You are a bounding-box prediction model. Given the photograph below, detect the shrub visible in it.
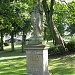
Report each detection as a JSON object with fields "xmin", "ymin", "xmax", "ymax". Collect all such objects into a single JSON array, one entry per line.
[
  {"xmin": 66, "ymin": 41, "xmax": 75, "ymax": 52},
  {"xmin": 48, "ymin": 45, "xmax": 65, "ymax": 55}
]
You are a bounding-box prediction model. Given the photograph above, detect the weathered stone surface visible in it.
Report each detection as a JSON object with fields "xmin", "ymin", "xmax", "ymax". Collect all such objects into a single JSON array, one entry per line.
[
  {"xmin": 25, "ymin": 0, "xmax": 51, "ymax": 74},
  {"xmin": 30, "ymin": 0, "xmax": 43, "ymax": 44},
  {"xmin": 25, "ymin": 45, "xmax": 50, "ymax": 75}
]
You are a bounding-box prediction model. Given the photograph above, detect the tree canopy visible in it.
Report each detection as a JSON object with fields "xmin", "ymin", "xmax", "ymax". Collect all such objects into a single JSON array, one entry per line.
[{"xmin": 0, "ymin": 0, "xmax": 75, "ymax": 51}]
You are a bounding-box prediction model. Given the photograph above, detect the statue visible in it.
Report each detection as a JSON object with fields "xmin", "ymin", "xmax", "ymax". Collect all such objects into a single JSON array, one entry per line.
[{"xmin": 30, "ymin": 0, "xmax": 43, "ymax": 40}]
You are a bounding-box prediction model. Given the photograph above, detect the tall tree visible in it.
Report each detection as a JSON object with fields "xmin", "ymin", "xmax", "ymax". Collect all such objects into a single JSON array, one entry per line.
[
  {"xmin": 42, "ymin": 0, "xmax": 65, "ymax": 47},
  {"xmin": 0, "ymin": 0, "xmax": 32, "ymax": 51},
  {"xmin": 21, "ymin": 18, "xmax": 31, "ymax": 52},
  {"xmin": 0, "ymin": 30, "xmax": 3, "ymax": 51}
]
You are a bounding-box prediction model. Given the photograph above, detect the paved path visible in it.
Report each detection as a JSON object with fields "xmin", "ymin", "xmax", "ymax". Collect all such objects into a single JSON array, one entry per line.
[{"xmin": 0, "ymin": 56, "xmax": 26, "ymax": 61}]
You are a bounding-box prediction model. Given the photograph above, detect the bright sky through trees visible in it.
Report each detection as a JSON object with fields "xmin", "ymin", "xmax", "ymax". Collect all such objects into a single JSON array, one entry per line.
[{"xmin": 56, "ymin": 0, "xmax": 72, "ymax": 3}]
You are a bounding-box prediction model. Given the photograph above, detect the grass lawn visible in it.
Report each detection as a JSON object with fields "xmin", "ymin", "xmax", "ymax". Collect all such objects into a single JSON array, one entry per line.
[
  {"xmin": 0, "ymin": 58, "xmax": 27, "ymax": 75},
  {"xmin": 0, "ymin": 53, "xmax": 75, "ymax": 75},
  {"xmin": 49, "ymin": 54, "xmax": 75, "ymax": 75},
  {"xmin": 0, "ymin": 44, "xmax": 25, "ymax": 57},
  {"xmin": 0, "ymin": 44, "xmax": 75, "ymax": 75},
  {"xmin": 0, "ymin": 45, "xmax": 27, "ymax": 75}
]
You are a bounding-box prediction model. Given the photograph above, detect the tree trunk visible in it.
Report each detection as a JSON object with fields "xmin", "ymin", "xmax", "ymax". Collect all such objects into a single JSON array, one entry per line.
[
  {"xmin": 42, "ymin": 0, "xmax": 65, "ymax": 47},
  {"xmin": 0, "ymin": 30, "xmax": 4, "ymax": 51},
  {"xmin": 22, "ymin": 30, "xmax": 26, "ymax": 52},
  {"xmin": 44, "ymin": 27, "xmax": 46, "ymax": 40},
  {"xmin": 11, "ymin": 31, "xmax": 14, "ymax": 51}
]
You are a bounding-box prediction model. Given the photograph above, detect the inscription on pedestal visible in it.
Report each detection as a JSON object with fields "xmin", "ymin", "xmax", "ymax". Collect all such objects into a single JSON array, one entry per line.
[
  {"xmin": 27, "ymin": 53, "xmax": 43, "ymax": 74},
  {"xmin": 26, "ymin": 50, "xmax": 42, "ymax": 54},
  {"xmin": 25, "ymin": 45, "xmax": 50, "ymax": 75},
  {"xmin": 28, "ymin": 55, "xmax": 39, "ymax": 61}
]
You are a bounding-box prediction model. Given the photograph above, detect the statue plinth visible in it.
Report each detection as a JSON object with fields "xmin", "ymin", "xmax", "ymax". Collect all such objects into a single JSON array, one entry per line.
[
  {"xmin": 27, "ymin": 35, "xmax": 43, "ymax": 45},
  {"xmin": 25, "ymin": 44, "xmax": 51, "ymax": 75}
]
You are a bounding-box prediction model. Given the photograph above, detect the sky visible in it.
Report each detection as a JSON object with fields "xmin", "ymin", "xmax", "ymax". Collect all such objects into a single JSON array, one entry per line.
[
  {"xmin": 56, "ymin": 0, "xmax": 73, "ymax": 3},
  {"xmin": 65, "ymin": 0, "xmax": 72, "ymax": 3}
]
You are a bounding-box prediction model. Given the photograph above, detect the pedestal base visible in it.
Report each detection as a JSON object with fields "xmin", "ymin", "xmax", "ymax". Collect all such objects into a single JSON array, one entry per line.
[{"xmin": 25, "ymin": 44, "xmax": 51, "ymax": 75}]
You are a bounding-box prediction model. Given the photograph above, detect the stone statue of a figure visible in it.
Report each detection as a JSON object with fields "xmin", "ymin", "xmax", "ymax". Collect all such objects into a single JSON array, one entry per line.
[{"xmin": 31, "ymin": 0, "xmax": 43, "ymax": 40}]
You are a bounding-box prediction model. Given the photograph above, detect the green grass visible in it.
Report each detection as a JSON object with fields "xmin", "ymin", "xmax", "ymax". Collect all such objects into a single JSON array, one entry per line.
[
  {"xmin": 46, "ymin": 41, "xmax": 54, "ymax": 47},
  {"xmin": 0, "ymin": 54, "xmax": 75, "ymax": 75},
  {"xmin": 4, "ymin": 44, "xmax": 22, "ymax": 51},
  {"xmin": 0, "ymin": 44, "xmax": 25, "ymax": 57},
  {"xmin": 0, "ymin": 44, "xmax": 26, "ymax": 75},
  {"xmin": 0, "ymin": 58, "xmax": 27, "ymax": 75},
  {"xmin": 0, "ymin": 44, "xmax": 75, "ymax": 75},
  {"xmin": 49, "ymin": 54, "xmax": 75, "ymax": 75}
]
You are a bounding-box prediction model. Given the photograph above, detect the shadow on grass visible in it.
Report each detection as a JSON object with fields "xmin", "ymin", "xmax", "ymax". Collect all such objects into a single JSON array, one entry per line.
[
  {"xmin": 50, "ymin": 68, "xmax": 75, "ymax": 75},
  {"xmin": 0, "ymin": 58, "xmax": 27, "ymax": 75},
  {"xmin": 0, "ymin": 44, "xmax": 26, "ymax": 57},
  {"xmin": 49, "ymin": 54, "xmax": 75, "ymax": 75},
  {"xmin": 0, "ymin": 71, "xmax": 27, "ymax": 75},
  {"xmin": 1, "ymin": 50, "xmax": 26, "ymax": 56},
  {"xmin": 0, "ymin": 50, "xmax": 26, "ymax": 58}
]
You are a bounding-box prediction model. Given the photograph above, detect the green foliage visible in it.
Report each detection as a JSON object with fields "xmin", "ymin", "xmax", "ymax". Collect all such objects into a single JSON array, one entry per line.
[
  {"xmin": 44, "ymin": 26, "xmax": 53, "ymax": 41},
  {"xmin": 22, "ymin": 18, "xmax": 31, "ymax": 33},
  {"xmin": 0, "ymin": 0, "xmax": 31, "ymax": 33},
  {"xmin": 53, "ymin": 1, "xmax": 75, "ymax": 36},
  {"xmin": 48, "ymin": 45, "xmax": 65, "ymax": 55},
  {"xmin": 53, "ymin": 2, "xmax": 68, "ymax": 36},
  {"xmin": 67, "ymin": 40, "xmax": 75, "ymax": 52},
  {"xmin": 67, "ymin": 23, "xmax": 75, "ymax": 35}
]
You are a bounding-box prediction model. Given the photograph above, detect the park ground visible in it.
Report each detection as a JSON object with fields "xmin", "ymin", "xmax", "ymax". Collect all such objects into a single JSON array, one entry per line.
[{"xmin": 0, "ymin": 44, "xmax": 75, "ymax": 75}]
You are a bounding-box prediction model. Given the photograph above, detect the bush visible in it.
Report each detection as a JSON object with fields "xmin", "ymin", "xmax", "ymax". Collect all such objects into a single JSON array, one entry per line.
[
  {"xmin": 48, "ymin": 45, "xmax": 65, "ymax": 55},
  {"xmin": 66, "ymin": 41, "xmax": 75, "ymax": 52}
]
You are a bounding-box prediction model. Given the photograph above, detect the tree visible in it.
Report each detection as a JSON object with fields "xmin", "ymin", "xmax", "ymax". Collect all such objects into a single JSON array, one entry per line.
[
  {"xmin": 0, "ymin": 30, "xmax": 3, "ymax": 51},
  {"xmin": 17, "ymin": 0, "xmax": 32, "ymax": 52},
  {"xmin": 44, "ymin": 24, "xmax": 52, "ymax": 41},
  {"xmin": 0, "ymin": 0, "xmax": 32, "ymax": 51},
  {"xmin": 42, "ymin": 0, "xmax": 65, "ymax": 47},
  {"xmin": 67, "ymin": 23, "xmax": 75, "ymax": 36},
  {"xmin": 21, "ymin": 18, "xmax": 31, "ymax": 52},
  {"xmin": 66, "ymin": 1, "xmax": 75, "ymax": 36},
  {"xmin": 0, "ymin": 0, "xmax": 11, "ymax": 51},
  {"xmin": 53, "ymin": 2, "xmax": 68, "ymax": 36},
  {"xmin": 0, "ymin": 0, "xmax": 22, "ymax": 51}
]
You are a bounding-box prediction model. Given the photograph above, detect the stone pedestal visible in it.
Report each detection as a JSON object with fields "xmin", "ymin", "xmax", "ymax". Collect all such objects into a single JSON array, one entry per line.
[{"xmin": 25, "ymin": 44, "xmax": 50, "ymax": 75}]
